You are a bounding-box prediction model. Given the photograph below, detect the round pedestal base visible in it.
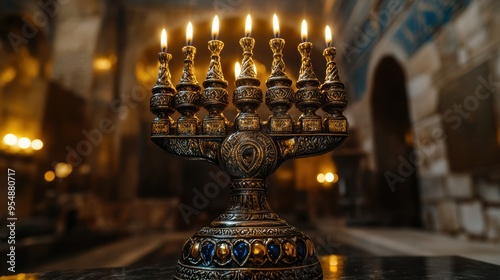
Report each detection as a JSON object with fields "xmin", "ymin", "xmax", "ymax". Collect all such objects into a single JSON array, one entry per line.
[
  {"xmin": 173, "ymin": 224, "xmax": 323, "ymax": 280},
  {"xmin": 174, "ymin": 258, "xmax": 322, "ymax": 279},
  {"xmin": 173, "ymin": 178, "xmax": 325, "ymax": 279}
]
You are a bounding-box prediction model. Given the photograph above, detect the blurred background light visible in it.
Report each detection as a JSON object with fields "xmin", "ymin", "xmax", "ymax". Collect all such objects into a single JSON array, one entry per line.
[
  {"xmin": 31, "ymin": 139, "xmax": 44, "ymax": 150},
  {"xmin": 0, "ymin": 66, "xmax": 16, "ymax": 85},
  {"xmin": 44, "ymin": 170, "xmax": 56, "ymax": 182},
  {"xmin": 17, "ymin": 137, "xmax": 31, "ymax": 149},
  {"xmin": 93, "ymin": 56, "xmax": 115, "ymax": 71},
  {"xmin": 3, "ymin": 133, "xmax": 17, "ymax": 146},
  {"xmin": 55, "ymin": 162, "xmax": 73, "ymax": 179},
  {"xmin": 317, "ymin": 173, "xmax": 325, "ymax": 183}
]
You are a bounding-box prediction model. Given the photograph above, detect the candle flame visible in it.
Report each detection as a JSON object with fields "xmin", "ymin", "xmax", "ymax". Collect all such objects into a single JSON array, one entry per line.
[
  {"xmin": 186, "ymin": 22, "xmax": 193, "ymax": 45},
  {"xmin": 212, "ymin": 15, "xmax": 219, "ymax": 40},
  {"xmin": 245, "ymin": 14, "xmax": 252, "ymax": 37},
  {"xmin": 301, "ymin": 20, "xmax": 307, "ymax": 42},
  {"xmin": 235, "ymin": 62, "xmax": 241, "ymax": 79},
  {"xmin": 161, "ymin": 28, "xmax": 167, "ymax": 51},
  {"xmin": 325, "ymin": 25, "xmax": 332, "ymax": 47},
  {"xmin": 273, "ymin": 14, "xmax": 279, "ymax": 38}
]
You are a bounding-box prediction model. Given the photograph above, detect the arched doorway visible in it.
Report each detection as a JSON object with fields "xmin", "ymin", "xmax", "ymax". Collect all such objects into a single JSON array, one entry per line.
[{"xmin": 370, "ymin": 56, "xmax": 421, "ymax": 227}]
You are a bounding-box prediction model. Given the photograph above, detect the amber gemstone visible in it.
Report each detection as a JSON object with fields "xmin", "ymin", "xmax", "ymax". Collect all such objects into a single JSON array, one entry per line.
[
  {"xmin": 216, "ymin": 242, "xmax": 230, "ymax": 263},
  {"xmin": 191, "ymin": 242, "xmax": 200, "ymax": 259},
  {"xmin": 251, "ymin": 242, "xmax": 266, "ymax": 264}
]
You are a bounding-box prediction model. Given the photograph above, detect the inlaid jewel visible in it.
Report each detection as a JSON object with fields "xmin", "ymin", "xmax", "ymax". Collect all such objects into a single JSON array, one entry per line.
[
  {"xmin": 191, "ymin": 242, "xmax": 200, "ymax": 259},
  {"xmin": 267, "ymin": 241, "xmax": 281, "ymax": 263},
  {"xmin": 216, "ymin": 242, "xmax": 231, "ymax": 264},
  {"xmin": 251, "ymin": 242, "xmax": 267, "ymax": 264},
  {"xmin": 233, "ymin": 240, "xmax": 250, "ymax": 265},
  {"xmin": 306, "ymin": 238, "xmax": 315, "ymax": 257},
  {"xmin": 297, "ymin": 238, "xmax": 306, "ymax": 259},
  {"xmin": 201, "ymin": 241, "xmax": 215, "ymax": 265},
  {"xmin": 284, "ymin": 241, "xmax": 297, "ymax": 258}
]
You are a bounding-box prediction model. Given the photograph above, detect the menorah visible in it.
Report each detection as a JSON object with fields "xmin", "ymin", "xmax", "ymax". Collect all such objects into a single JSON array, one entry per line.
[{"xmin": 150, "ymin": 15, "xmax": 348, "ymax": 279}]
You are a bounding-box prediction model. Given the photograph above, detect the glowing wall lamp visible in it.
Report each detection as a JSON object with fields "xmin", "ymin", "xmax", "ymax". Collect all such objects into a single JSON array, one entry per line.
[{"xmin": 2, "ymin": 133, "xmax": 44, "ymax": 154}]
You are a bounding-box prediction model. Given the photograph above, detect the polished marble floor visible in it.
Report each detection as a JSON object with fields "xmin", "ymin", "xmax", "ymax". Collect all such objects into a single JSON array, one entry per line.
[{"xmin": 4, "ymin": 256, "xmax": 500, "ymax": 279}]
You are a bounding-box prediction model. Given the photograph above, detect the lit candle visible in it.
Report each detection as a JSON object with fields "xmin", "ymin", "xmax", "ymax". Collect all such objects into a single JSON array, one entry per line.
[
  {"xmin": 273, "ymin": 13, "xmax": 279, "ymax": 38},
  {"xmin": 205, "ymin": 15, "xmax": 226, "ymax": 82},
  {"xmin": 269, "ymin": 14, "xmax": 287, "ymax": 78},
  {"xmin": 301, "ymin": 20, "xmax": 307, "ymax": 42},
  {"xmin": 186, "ymin": 22, "xmax": 193, "ymax": 46},
  {"xmin": 212, "ymin": 15, "xmax": 219, "ymax": 40},
  {"xmin": 323, "ymin": 25, "xmax": 340, "ymax": 83},
  {"xmin": 235, "ymin": 62, "xmax": 241, "ymax": 79},
  {"xmin": 161, "ymin": 28, "xmax": 167, "ymax": 52},
  {"xmin": 325, "ymin": 25, "xmax": 332, "ymax": 47},
  {"xmin": 245, "ymin": 14, "xmax": 252, "ymax": 37}
]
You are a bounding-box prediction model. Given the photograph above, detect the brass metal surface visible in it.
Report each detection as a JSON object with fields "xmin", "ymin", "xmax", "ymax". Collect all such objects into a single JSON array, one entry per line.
[{"xmin": 150, "ymin": 41, "xmax": 348, "ymax": 279}]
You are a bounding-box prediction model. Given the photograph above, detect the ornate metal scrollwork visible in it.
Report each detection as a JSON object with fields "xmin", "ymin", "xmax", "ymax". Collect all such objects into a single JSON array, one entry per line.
[{"xmin": 150, "ymin": 35, "xmax": 348, "ymax": 280}]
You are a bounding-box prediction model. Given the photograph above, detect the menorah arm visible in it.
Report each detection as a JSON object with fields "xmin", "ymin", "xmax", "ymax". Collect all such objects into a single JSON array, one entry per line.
[
  {"xmin": 151, "ymin": 135, "xmax": 223, "ymax": 164},
  {"xmin": 273, "ymin": 133, "xmax": 347, "ymax": 163}
]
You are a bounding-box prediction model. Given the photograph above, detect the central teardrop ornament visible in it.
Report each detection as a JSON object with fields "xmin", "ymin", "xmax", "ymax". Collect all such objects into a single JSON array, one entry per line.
[
  {"xmin": 237, "ymin": 143, "xmax": 260, "ymax": 174},
  {"xmin": 220, "ymin": 131, "xmax": 278, "ymax": 178}
]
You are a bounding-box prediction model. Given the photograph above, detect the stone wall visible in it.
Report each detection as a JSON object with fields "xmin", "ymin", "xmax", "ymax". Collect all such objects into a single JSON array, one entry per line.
[
  {"xmin": 343, "ymin": 0, "xmax": 500, "ymax": 241},
  {"xmin": 410, "ymin": 0, "xmax": 500, "ymax": 242}
]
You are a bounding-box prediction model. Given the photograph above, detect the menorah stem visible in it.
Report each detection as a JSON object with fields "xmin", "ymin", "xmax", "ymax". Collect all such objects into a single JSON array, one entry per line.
[
  {"xmin": 321, "ymin": 47, "xmax": 348, "ymax": 133},
  {"xmin": 202, "ymin": 40, "xmax": 229, "ymax": 135},
  {"xmin": 296, "ymin": 42, "xmax": 322, "ymax": 133},
  {"xmin": 210, "ymin": 179, "xmax": 281, "ymax": 227},
  {"xmin": 266, "ymin": 38, "xmax": 294, "ymax": 134},
  {"xmin": 234, "ymin": 37, "xmax": 262, "ymax": 131},
  {"xmin": 151, "ymin": 51, "xmax": 176, "ymax": 135},
  {"xmin": 176, "ymin": 45, "xmax": 201, "ymax": 135}
]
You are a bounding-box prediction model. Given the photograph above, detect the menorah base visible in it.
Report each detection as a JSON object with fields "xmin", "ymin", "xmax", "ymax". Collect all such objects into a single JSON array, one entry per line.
[
  {"xmin": 173, "ymin": 179, "xmax": 323, "ymax": 280},
  {"xmin": 174, "ymin": 259, "xmax": 322, "ymax": 279},
  {"xmin": 173, "ymin": 223, "xmax": 323, "ymax": 280}
]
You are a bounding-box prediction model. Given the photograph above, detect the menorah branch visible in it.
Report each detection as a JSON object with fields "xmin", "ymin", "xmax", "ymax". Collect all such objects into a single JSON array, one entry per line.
[
  {"xmin": 274, "ymin": 134, "xmax": 346, "ymax": 164},
  {"xmin": 151, "ymin": 136, "xmax": 222, "ymax": 164}
]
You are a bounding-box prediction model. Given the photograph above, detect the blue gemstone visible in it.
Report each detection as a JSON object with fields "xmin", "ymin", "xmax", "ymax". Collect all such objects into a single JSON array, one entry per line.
[
  {"xmin": 233, "ymin": 241, "xmax": 250, "ymax": 265},
  {"xmin": 182, "ymin": 241, "xmax": 191, "ymax": 258},
  {"xmin": 267, "ymin": 242, "xmax": 281, "ymax": 261},
  {"xmin": 297, "ymin": 239, "xmax": 306, "ymax": 259},
  {"xmin": 201, "ymin": 242, "xmax": 215, "ymax": 265}
]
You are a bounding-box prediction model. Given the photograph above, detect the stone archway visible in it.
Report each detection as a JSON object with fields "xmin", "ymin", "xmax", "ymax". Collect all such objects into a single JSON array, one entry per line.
[{"xmin": 370, "ymin": 56, "xmax": 421, "ymax": 227}]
